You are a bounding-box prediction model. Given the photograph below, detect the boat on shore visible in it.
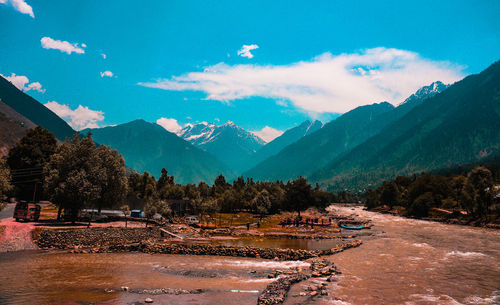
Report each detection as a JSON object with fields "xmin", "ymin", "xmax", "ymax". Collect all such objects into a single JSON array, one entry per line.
[{"xmin": 340, "ymin": 224, "xmax": 364, "ymax": 230}]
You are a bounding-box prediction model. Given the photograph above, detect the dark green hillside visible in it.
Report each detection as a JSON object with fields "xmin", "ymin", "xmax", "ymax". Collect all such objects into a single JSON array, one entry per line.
[
  {"xmin": 0, "ymin": 75, "xmax": 75, "ymax": 141},
  {"xmin": 314, "ymin": 60, "xmax": 500, "ymax": 191},
  {"xmin": 82, "ymin": 119, "xmax": 233, "ymax": 184},
  {"xmin": 244, "ymin": 102, "xmax": 395, "ymax": 182},
  {"xmin": 246, "ymin": 120, "xmax": 323, "ymax": 170}
]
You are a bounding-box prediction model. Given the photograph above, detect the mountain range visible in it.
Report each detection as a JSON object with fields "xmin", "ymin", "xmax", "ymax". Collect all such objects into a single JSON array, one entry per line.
[
  {"xmin": 312, "ymin": 62, "xmax": 500, "ymax": 191},
  {"xmin": 82, "ymin": 120, "xmax": 232, "ymax": 184},
  {"xmin": 244, "ymin": 80, "xmax": 453, "ymax": 183},
  {"xmin": 1, "ymin": 60, "xmax": 499, "ymax": 189},
  {"xmin": 177, "ymin": 121, "xmax": 265, "ymax": 172}
]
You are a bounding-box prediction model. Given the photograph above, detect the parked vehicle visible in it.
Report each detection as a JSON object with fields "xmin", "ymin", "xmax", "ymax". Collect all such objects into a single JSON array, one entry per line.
[
  {"xmin": 14, "ymin": 201, "xmax": 41, "ymax": 222},
  {"xmin": 130, "ymin": 210, "xmax": 143, "ymax": 218},
  {"xmin": 185, "ymin": 215, "xmax": 200, "ymax": 225}
]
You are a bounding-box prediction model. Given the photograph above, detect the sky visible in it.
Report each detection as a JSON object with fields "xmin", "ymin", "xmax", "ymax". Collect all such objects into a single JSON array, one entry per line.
[{"xmin": 1, "ymin": 0, "xmax": 499, "ymax": 142}]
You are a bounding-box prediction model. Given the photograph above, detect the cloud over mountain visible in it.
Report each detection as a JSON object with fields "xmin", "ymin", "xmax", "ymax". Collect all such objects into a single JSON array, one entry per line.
[
  {"xmin": 156, "ymin": 117, "xmax": 183, "ymax": 134},
  {"xmin": 252, "ymin": 126, "xmax": 283, "ymax": 143},
  {"xmin": 44, "ymin": 101, "xmax": 104, "ymax": 130},
  {"xmin": 139, "ymin": 47, "xmax": 464, "ymax": 113},
  {"xmin": 0, "ymin": 73, "xmax": 45, "ymax": 93}
]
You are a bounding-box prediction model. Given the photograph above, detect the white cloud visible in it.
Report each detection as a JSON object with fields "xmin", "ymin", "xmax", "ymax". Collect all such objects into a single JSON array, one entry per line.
[
  {"xmin": 101, "ymin": 53, "xmax": 107, "ymax": 59},
  {"xmin": 0, "ymin": 0, "xmax": 34, "ymax": 18},
  {"xmin": 100, "ymin": 70, "xmax": 114, "ymax": 78},
  {"xmin": 139, "ymin": 47, "xmax": 464, "ymax": 114},
  {"xmin": 237, "ymin": 44, "xmax": 259, "ymax": 59},
  {"xmin": 252, "ymin": 126, "xmax": 283, "ymax": 143},
  {"xmin": 1, "ymin": 73, "xmax": 45, "ymax": 93},
  {"xmin": 156, "ymin": 117, "xmax": 183, "ymax": 134},
  {"xmin": 41, "ymin": 37, "xmax": 85, "ymax": 54},
  {"xmin": 25, "ymin": 81, "xmax": 45, "ymax": 93},
  {"xmin": 44, "ymin": 101, "xmax": 104, "ymax": 130}
]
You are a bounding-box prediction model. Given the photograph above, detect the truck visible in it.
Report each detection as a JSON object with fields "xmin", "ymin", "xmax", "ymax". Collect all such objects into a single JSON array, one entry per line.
[{"xmin": 14, "ymin": 201, "xmax": 41, "ymax": 222}]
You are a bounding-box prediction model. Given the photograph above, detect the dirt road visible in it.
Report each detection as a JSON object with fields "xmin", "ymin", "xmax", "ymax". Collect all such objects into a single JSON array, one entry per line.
[{"xmin": 0, "ymin": 204, "xmax": 37, "ymax": 252}]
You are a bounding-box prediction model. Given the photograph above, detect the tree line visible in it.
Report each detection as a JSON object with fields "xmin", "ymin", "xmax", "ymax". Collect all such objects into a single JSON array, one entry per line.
[
  {"xmin": 0, "ymin": 127, "xmax": 347, "ymax": 221},
  {"xmin": 364, "ymin": 167, "xmax": 500, "ymax": 219}
]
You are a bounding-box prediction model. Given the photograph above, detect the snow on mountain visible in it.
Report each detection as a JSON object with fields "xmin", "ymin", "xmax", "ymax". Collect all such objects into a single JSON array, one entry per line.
[
  {"xmin": 178, "ymin": 121, "xmax": 265, "ymax": 147},
  {"xmin": 178, "ymin": 121, "xmax": 265, "ymax": 172},
  {"xmin": 399, "ymin": 81, "xmax": 450, "ymax": 106}
]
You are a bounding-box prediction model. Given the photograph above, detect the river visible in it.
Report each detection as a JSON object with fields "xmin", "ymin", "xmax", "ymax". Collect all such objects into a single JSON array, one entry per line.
[
  {"xmin": 0, "ymin": 205, "xmax": 498, "ymax": 304},
  {"xmin": 322, "ymin": 205, "xmax": 500, "ymax": 305}
]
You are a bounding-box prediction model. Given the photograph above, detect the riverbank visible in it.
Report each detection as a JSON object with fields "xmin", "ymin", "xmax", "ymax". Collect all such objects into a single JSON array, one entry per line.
[
  {"xmin": 370, "ymin": 205, "xmax": 500, "ymax": 229},
  {"xmin": 35, "ymin": 227, "xmax": 362, "ymax": 260}
]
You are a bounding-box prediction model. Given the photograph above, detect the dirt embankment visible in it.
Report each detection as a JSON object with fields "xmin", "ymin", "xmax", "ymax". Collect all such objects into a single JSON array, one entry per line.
[
  {"xmin": 35, "ymin": 227, "xmax": 362, "ymax": 261},
  {"xmin": 36, "ymin": 227, "xmax": 162, "ymax": 249}
]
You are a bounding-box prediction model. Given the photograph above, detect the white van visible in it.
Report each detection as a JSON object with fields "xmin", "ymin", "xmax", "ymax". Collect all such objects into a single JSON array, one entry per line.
[{"xmin": 185, "ymin": 215, "xmax": 200, "ymax": 225}]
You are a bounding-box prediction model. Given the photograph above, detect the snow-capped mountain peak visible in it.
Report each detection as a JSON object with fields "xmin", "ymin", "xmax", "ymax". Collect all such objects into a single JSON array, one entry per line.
[
  {"xmin": 399, "ymin": 81, "xmax": 450, "ymax": 106},
  {"xmin": 177, "ymin": 121, "xmax": 266, "ymax": 171}
]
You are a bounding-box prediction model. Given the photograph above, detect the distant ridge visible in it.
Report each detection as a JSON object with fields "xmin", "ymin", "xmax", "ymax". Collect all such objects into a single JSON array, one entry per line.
[
  {"xmin": 244, "ymin": 102, "xmax": 395, "ymax": 182},
  {"xmin": 0, "ymin": 75, "xmax": 75, "ymax": 142},
  {"xmin": 247, "ymin": 120, "xmax": 323, "ymax": 170},
  {"xmin": 245, "ymin": 79, "xmax": 453, "ymax": 183}
]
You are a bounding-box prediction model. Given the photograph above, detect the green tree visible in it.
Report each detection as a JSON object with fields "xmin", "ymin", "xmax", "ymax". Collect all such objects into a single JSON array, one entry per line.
[
  {"xmin": 159, "ymin": 184, "xmax": 184, "ymax": 200},
  {"xmin": 213, "ymin": 174, "xmax": 228, "ymax": 195},
  {"xmin": 201, "ymin": 198, "xmax": 220, "ymax": 226},
  {"xmin": 197, "ymin": 181, "xmax": 211, "ymax": 198},
  {"xmin": 128, "ymin": 171, "xmax": 156, "ymax": 199},
  {"xmin": 0, "ymin": 159, "xmax": 12, "ymax": 201},
  {"xmin": 144, "ymin": 197, "xmax": 157, "ymax": 227},
  {"xmin": 464, "ymin": 167, "xmax": 494, "ymax": 217},
  {"xmin": 156, "ymin": 200, "xmax": 172, "ymax": 219},
  {"xmin": 7, "ymin": 127, "xmax": 58, "ymax": 200},
  {"xmin": 7, "ymin": 126, "xmax": 57, "ymax": 169},
  {"xmin": 44, "ymin": 135, "xmax": 101, "ymax": 223},
  {"xmin": 157, "ymin": 168, "xmax": 174, "ymax": 190},
  {"xmin": 408, "ymin": 192, "xmax": 433, "ymax": 217},
  {"xmin": 380, "ymin": 181, "xmax": 400, "ymax": 209},
  {"xmin": 450, "ymin": 175, "xmax": 467, "ymax": 206},
  {"xmin": 120, "ymin": 204, "xmax": 130, "ymax": 228},
  {"xmin": 252, "ymin": 189, "xmax": 271, "ymax": 219},
  {"xmin": 364, "ymin": 189, "xmax": 380, "ymax": 209},
  {"xmin": 285, "ymin": 177, "xmax": 313, "ymax": 217},
  {"xmin": 94, "ymin": 145, "xmax": 128, "ymax": 213}
]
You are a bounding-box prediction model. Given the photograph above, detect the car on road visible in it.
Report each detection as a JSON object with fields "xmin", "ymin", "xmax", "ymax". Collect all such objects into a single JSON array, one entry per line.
[{"xmin": 14, "ymin": 201, "xmax": 41, "ymax": 222}]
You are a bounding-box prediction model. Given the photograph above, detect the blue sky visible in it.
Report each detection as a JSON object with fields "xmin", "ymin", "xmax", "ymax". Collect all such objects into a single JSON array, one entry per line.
[{"xmin": 1, "ymin": 0, "xmax": 499, "ymax": 141}]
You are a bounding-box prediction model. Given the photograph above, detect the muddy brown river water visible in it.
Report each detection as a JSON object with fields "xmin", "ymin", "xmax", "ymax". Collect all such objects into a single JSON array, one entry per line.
[{"xmin": 0, "ymin": 205, "xmax": 499, "ymax": 304}]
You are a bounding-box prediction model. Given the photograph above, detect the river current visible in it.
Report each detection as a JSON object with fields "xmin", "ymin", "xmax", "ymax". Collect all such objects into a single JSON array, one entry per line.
[{"xmin": 0, "ymin": 205, "xmax": 498, "ymax": 304}]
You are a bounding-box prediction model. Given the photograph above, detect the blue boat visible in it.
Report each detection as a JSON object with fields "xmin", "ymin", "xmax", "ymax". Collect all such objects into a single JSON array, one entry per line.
[{"xmin": 340, "ymin": 224, "xmax": 364, "ymax": 230}]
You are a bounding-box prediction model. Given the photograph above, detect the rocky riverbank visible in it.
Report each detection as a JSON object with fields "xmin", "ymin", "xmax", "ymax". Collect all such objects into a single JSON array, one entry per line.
[
  {"xmin": 257, "ymin": 258, "xmax": 340, "ymax": 305},
  {"xmin": 36, "ymin": 227, "xmax": 162, "ymax": 249},
  {"xmin": 98, "ymin": 240, "xmax": 362, "ymax": 261},
  {"xmin": 35, "ymin": 227, "xmax": 362, "ymax": 260},
  {"xmin": 208, "ymin": 228, "xmax": 341, "ymax": 239}
]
